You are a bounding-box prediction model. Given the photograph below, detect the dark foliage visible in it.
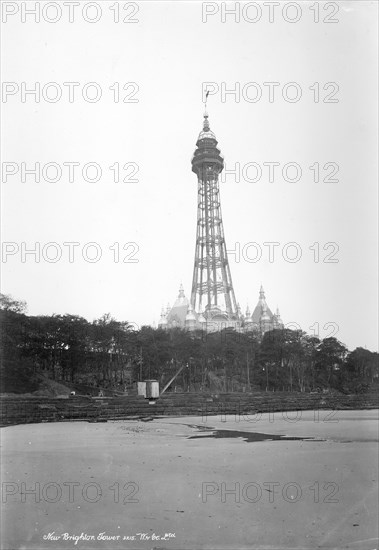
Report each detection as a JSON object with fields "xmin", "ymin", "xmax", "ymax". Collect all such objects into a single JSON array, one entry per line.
[{"xmin": 1, "ymin": 294, "xmax": 378, "ymax": 393}]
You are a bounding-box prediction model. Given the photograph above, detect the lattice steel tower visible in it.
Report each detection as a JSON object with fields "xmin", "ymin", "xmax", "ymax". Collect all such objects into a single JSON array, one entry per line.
[{"xmin": 190, "ymin": 111, "xmax": 239, "ymax": 327}]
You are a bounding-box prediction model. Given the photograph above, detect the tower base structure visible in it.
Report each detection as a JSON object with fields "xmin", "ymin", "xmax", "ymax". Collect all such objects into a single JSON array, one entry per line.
[{"xmin": 159, "ymin": 284, "xmax": 283, "ymax": 336}]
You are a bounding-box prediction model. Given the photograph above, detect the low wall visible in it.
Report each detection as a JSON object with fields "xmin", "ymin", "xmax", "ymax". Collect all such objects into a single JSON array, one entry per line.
[{"xmin": 0, "ymin": 391, "xmax": 378, "ymax": 427}]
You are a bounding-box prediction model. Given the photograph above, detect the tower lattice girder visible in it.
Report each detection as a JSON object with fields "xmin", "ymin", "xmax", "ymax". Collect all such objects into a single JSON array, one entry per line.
[{"xmin": 190, "ymin": 113, "xmax": 238, "ymax": 321}]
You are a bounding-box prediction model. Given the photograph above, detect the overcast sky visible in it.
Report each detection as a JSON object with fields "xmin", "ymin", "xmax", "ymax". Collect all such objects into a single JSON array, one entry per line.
[{"xmin": 1, "ymin": 1, "xmax": 378, "ymax": 351}]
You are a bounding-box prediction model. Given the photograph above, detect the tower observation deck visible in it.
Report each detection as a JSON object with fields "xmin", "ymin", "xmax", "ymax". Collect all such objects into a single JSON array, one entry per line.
[{"xmin": 190, "ymin": 112, "xmax": 239, "ymax": 329}]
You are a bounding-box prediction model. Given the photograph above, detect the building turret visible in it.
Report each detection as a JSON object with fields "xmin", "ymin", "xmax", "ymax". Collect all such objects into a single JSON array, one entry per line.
[
  {"xmin": 158, "ymin": 307, "xmax": 168, "ymax": 329},
  {"xmin": 198, "ymin": 310, "xmax": 206, "ymax": 325},
  {"xmin": 237, "ymin": 303, "xmax": 242, "ymax": 318},
  {"xmin": 185, "ymin": 303, "xmax": 197, "ymax": 330},
  {"xmin": 273, "ymin": 307, "xmax": 283, "ymax": 328},
  {"xmin": 245, "ymin": 305, "xmax": 251, "ymax": 322},
  {"xmin": 177, "ymin": 283, "xmax": 186, "ymax": 302},
  {"xmin": 260, "ymin": 302, "xmax": 272, "ymax": 334},
  {"xmin": 276, "ymin": 307, "xmax": 282, "ymax": 323},
  {"xmin": 259, "ymin": 285, "xmax": 265, "ymax": 299}
]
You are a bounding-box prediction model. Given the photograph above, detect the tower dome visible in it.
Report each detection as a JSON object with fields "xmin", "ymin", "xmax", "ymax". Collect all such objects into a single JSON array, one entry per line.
[{"xmin": 197, "ymin": 112, "xmax": 217, "ymax": 141}]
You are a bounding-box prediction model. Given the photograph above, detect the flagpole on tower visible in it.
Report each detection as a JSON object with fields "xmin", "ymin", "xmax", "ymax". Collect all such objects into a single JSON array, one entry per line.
[{"xmin": 204, "ymin": 89, "xmax": 210, "ymax": 112}]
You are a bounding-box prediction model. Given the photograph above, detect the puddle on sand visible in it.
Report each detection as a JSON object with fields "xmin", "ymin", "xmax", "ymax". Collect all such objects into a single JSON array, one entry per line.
[{"xmin": 188, "ymin": 427, "xmax": 322, "ymax": 443}]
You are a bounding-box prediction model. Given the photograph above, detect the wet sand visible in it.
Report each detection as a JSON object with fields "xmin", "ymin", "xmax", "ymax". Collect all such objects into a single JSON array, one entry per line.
[{"xmin": 1, "ymin": 409, "xmax": 378, "ymax": 549}]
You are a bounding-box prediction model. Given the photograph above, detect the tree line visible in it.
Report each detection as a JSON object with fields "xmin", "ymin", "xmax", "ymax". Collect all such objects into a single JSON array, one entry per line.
[{"xmin": 0, "ymin": 294, "xmax": 378, "ymax": 394}]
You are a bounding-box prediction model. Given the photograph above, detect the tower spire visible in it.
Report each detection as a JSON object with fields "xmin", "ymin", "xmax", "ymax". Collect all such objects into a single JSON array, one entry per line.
[
  {"xmin": 203, "ymin": 111, "xmax": 210, "ymax": 132},
  {"xmin": 203, "ymin": 89, "xmax": 211, "ymax": 131}
]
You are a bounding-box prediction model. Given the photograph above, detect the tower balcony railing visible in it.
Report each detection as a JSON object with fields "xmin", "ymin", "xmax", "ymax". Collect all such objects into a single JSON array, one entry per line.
[
  {"xmin": 192, "ymin": 152, "xmax": 224, "ymax": 169},
  {"xmin": 191, "ymin": 147, "xmax": 222, "ymax": 158},
  {"xmin": 192, "ymin": 162, "xmax": 224, "ymax": 173},
  {"xmin": 192, "ymin": 151, "xmax": 223, "ymax": 161}
]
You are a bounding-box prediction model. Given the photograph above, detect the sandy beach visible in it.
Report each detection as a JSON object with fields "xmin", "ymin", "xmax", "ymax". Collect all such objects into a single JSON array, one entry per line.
[{"xmin": 1, "ymin": 409, "xmax": 378, "ymax": 549}]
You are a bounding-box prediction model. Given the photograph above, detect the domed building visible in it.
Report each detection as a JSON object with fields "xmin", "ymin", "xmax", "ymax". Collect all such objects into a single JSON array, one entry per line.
[{"xmin": 159, "ymin": 284, "xmax": 189, "ymax": 329}]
